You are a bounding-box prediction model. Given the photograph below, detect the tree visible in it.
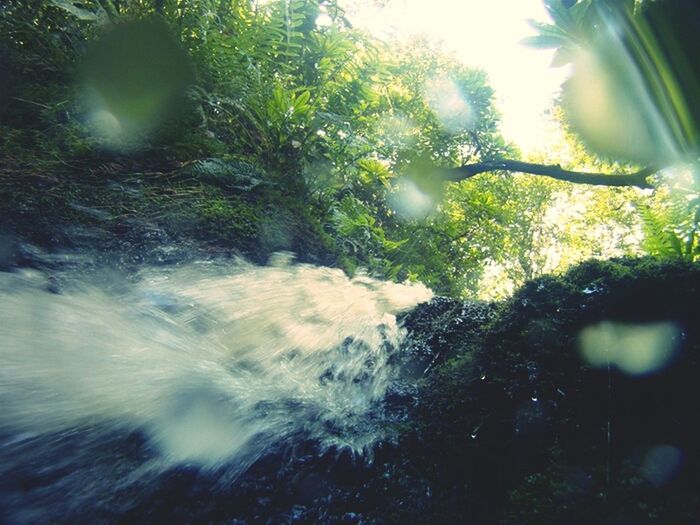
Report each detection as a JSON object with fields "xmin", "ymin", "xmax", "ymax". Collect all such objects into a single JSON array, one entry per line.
[
  {"xmin": 444, "ymin": 0, "xmax": 700, "ymax": 191},
  {"xmin": 3, "ymin": 0, "xmax": 690, "ymax": 297},
  {"xmin": 444, "ymin": 160, "xmax": 657, "ymax": 189}
]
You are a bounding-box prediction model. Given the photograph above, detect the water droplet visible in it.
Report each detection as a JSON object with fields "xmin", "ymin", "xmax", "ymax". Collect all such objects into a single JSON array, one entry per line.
[
  {"xmin": 470, "ymin": 431, "xmax": 478, "ymax": 439},
  {"xmin": 480, "ymin": 373, "xmax": 486, "ymax": 380},
  {"xmin": 557, "ymin": 388, "xmax": 566, "ymax": 397},
  {"xmin": 531, "ymin": 395, "xmax": 539, "ymax": 402},
  {"xmin": 582, "ymin": 284, "xmax": 603, "ymax": 295},
  {"xmin": 641, "ymin": 445, "xmax": 684, "ymax": 486}
]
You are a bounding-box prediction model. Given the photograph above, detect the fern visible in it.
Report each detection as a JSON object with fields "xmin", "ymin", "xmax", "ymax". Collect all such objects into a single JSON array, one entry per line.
[
  {"xmin": 638, "ymin": 193, "xmax": 700, "ymax": 261},
  {"xmin": 179, "ymin": 158, "xmax": 267, "ymax": 191}
]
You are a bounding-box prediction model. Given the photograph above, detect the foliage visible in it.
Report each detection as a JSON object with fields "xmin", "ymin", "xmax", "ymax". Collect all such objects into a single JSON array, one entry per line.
[
  {"xmin": 0, "ymin": 0, "xmax": 512, "ymax": 293},
  {"xmin": 637, "ymin": 183, "xmax": 700, "ymax": 261},
  {"xmin": 1, "ymin": 0, "xmax": 694, "ymax": 297},
  {"xmin": 524, "ymin": 0, "xmax": 700, "ymax": 274},
  {"xmin": 526, "ymin": 0, "xmax": 700, "ymax": 165}
]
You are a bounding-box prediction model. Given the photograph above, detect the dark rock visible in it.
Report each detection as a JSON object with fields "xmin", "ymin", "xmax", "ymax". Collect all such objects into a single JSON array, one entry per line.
[
  {"xmin": 2, "ymin": 257, "xmax": 699, "ymax": 525},
  {"xmin": 380, "ymin": 257, "xmax": 700, "ymax": 525}
]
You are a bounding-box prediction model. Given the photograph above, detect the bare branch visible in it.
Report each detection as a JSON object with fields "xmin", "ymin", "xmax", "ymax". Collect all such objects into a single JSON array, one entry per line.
[{"xmin": 442, "ymin": 160, "xmax": 659, "ymax": 189}]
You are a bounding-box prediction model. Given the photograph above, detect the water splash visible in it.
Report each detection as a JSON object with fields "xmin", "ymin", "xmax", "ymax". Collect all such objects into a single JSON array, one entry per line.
[{"xmin": 0, "ymin": 255, "xmax": 432, "ymax": 469}]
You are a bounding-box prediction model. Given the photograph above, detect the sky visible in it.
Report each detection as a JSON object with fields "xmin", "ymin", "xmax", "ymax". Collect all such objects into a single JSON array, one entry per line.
[{"xmin": 345, "ymin": 0, "xmax": 572, "ymax": 153}]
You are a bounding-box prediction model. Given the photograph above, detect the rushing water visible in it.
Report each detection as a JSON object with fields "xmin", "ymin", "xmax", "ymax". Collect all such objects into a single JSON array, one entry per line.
[{"xmin": 0, "ymin": 253, "xmax": 432, "ymax": 478}]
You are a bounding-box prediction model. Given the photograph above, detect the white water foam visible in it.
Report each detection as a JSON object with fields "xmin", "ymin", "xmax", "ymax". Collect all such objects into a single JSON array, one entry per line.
[{"xmin": 0, "ymin": 255, "xmax": 432, "ymax": 467}]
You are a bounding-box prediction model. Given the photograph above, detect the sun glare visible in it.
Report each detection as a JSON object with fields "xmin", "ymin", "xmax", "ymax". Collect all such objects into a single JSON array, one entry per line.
[{"xmin": 346, "ymin": 0, "xmax": 571, "ymax": 153}]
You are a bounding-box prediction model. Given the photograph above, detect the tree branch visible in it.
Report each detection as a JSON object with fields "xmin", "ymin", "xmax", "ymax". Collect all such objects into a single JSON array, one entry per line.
[{"xmin": 442, "ymin": 160, "xmax": 658, "ymax": 189}]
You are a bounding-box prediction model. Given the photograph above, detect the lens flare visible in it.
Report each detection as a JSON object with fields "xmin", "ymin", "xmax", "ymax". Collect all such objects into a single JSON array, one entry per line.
[
  {"xmin": 80, "ymin": 19, "xmax": 192, "ymax": 151},
  {"xmin": 87, "ymin": 107, "xmax": 122, "ymax": 144},
  {"xmin": 641, "ymin": 445, "xmax": 684, "ymax": 486},
  {"xmin": 389, "ymin": 178, "xmax": 434, "ymax": 220},
  {"xmin": 578, "ymin": 321, "xmax": 681, "ymax": 376},
  {"xmin": 563, "ymin": 7, "xmax": 681, "ymax": 164},
  {"xmin": 425, "ymin": 77, "xmax": 473, "ymax": 133}
]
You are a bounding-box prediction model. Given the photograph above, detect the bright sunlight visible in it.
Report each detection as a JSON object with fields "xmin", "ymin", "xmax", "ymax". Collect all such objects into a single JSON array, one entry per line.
[
  {"xmin": 346, "ymin": 0, "xmax": 571, "ymax": 153},
  {"xmin": 1, "ymin": 1, "xmax": 699, "ymax": 523}
]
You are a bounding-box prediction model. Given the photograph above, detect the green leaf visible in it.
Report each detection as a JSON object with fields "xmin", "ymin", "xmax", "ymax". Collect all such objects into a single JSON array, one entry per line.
[
  {"xmin": 569, "ymin": 0, "xmax": 592, "ymax": 23},
  {"xmin": 526, "ymin": 19, "xmax": 569, "ymax": 38},
  {"xmin": 294, "ymin": 90, "xmax": 311, "ymax": 107},
  {"xmin": 50, "ymin": 0, "xmax": 100, "ymax": 21},
  {"xmin": 668, "ymin": 232, "xmax": 683, "ymax": 256},
  {"xmin": 543, "ymin": 0, "xmax": 576, "ymax": 31},
  {"xmin": 521, "ymin": 35, "xmax": 568, "ymax": 50}
]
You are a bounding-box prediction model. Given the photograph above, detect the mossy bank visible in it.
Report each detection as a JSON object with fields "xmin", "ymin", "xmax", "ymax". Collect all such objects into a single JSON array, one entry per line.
[{"xmin": 385, "ymin": 257, "xmax": 700, "ymax": 524}]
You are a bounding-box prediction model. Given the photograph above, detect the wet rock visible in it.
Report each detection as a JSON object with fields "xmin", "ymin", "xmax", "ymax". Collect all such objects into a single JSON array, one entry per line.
[
  {"xmin": 383, "ymin": 257, "xmax": 700, "ymax": 525},
  {"xmin": 2, "ymin": 257, "xmax": 699, "ymax": 525}
]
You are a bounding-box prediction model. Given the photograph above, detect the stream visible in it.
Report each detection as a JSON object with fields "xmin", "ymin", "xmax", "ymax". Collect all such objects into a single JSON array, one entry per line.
[{"xmin": 0, "ymin": 251, "xmax": 432, "ymax": 524}]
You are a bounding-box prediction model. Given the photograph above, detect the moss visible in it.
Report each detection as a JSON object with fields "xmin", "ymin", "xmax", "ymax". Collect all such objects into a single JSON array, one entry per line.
[
  {"xmin": 382, "ymin": 257, "xmax": 700, "ymax": 524},
  {"xmin": 183, "ymin": 194, "xmax": 260, "ymax": 247},
  {"xmin": 0, "ymin": 161, "xmax": 339, "ymax": 265}
]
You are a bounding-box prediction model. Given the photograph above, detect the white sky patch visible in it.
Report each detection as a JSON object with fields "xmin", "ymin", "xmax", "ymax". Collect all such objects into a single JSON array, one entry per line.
[{"xmin": 346, "ymin": 0, "xmax": 571, "ymax": 153}]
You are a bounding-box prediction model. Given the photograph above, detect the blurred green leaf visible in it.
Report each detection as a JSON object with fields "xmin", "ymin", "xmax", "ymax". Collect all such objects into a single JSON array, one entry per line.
[
  {"xmin": 50, "ymin": 0, "xmax": 101, "ymax": 21},
  {"xmin": 521, "ymin": 34, "xmax": 568, "ymax": 49}
]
